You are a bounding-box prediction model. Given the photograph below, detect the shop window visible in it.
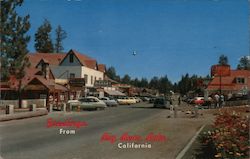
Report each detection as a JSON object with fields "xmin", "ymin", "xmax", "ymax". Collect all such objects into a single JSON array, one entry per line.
[
  {"xmin": 84, "ymin": 74, "xmax": 88, "ymax": 84},
  {"xmin": 91, "ymin": 76, "xmax": 93, "ymax": 84}
]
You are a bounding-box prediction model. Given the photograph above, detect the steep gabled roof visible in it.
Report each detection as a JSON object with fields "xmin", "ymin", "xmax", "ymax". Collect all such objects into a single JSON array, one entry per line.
[
  {"xmin": 28, "ymin": 49, "xmax": 103, "ymax": 71},
  {"xmin": 28, "ymin": 53, "xmax": 66, "ymax": 67},
  {"xmin": 71, "ymin": 49, "xmax": 98, "ymax": 69},
  {"xmin": 59, "ymin": 49, "xmax": 98, "ymax": 69},
  {"xmin": 98, "ymin": 64, "xmax": 106, "ymax": 72}
]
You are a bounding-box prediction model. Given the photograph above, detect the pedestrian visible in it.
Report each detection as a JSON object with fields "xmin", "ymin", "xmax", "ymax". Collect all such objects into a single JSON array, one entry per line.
[
  {"xmin": 214, "ymin": 94, "xmax": 220, "ymax": 108},
  {"xmin": 220, "ymin": 94, "xmax": 225, "ymax": 107},
  {"xmin": 169, "ymin": 97, "xmax": 173, "ymax": 105},
  {"xmin": 208, "ymin": 96, "xmax": 212, "ymax": 109}
]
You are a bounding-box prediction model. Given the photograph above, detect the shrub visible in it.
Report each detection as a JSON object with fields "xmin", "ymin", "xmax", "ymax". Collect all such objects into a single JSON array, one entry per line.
[{"xmin": 201, "ymin": 112, "xmax": 249, "ymax": 158}]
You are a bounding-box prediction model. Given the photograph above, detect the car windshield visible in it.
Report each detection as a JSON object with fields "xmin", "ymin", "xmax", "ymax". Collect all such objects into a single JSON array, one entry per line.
[
  {"xmin": 78, "ymin": 98, "xmax": 89, "ymax": 102},
  {"xmin": 87, "ymin": 98, "xmax": 98, "ymax": 102},
  {"xmin": 154, "ymin": 98, "xmax": 165, "ymax": 104}
]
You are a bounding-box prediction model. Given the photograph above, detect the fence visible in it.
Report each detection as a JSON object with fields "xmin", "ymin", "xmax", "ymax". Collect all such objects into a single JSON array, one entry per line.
[{"xmin": 0, "ymin": 99, "xmax": 46, "ymax": 108}]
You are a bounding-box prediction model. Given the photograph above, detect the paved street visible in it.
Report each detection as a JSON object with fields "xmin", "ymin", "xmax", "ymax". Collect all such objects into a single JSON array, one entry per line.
[{"xmin": 0, "ymin": 103, "xmax": 209, "ymax": 159}]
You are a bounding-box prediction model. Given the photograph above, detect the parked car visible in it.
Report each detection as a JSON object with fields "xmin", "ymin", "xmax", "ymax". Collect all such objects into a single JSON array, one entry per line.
[
  {"xmin": 99, "ymin": 97, "xmax": 118, "ymax": 107},
  {"xmin": 141, "ymin": 97, "xmax": 150, "ymax": 102},
  {"xmin": 153, "ymin": 98, "xmax": 170, "ymax": 109},
  {"xmin": 128, "ymin": 97, "xmax": 137, "ymax": 104},
  {"xmin": 193, "ymin": 97, "xmax": 205, "ymax": 105},
  {"xmin": 117, "ymin": 97, "xmax": 136, "ymax": 105},
  {"xmin": 134, "ymin": 97, "xmax": 142, "ymax": 103},
  {"xmin": 68, "ymin": 96, "xmax": 107, "ymax": 110},
  {"xmin": 149, "ymin": 97, "xmax": 156, "ymax": 103}
]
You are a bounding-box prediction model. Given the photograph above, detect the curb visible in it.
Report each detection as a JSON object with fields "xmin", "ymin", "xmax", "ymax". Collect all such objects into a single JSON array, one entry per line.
[
  {"xmin": 0, "ymin": 109, "xmax": 48, "ymax": 122},
  {"xmin": 175, "ymin": 124, "xmax": 206, "ymax": 159}
]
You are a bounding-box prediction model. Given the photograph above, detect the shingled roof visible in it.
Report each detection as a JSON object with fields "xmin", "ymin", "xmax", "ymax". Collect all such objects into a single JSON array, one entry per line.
[
  {"xmin": 207, "ymin": 69, "xmax": 250, "ymax": 91},
  {"xmin": 27, "ymin": 53, "xmax": 66, "ymax": 67},
  {"xmin": 28, "ymin": 49, "xmax": 102, "ymax": 71},
  {"xmin": 65, "ymin": 49, "xmax": 98, "ymax": 69},
  {"xmin": 98, "ymin": 64, "xmax": 106, "ymax": 73}
]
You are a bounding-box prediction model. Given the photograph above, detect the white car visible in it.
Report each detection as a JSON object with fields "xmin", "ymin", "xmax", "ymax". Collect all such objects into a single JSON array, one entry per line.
[
  {"xmin": 117, "ymin": 97, "xmax": 137, "ymax": 105},
  {"xmin": 128, "ymin": 97, "xmax": 137, "ymax": 104},
  {"xmin": 68, "ymin": 96, "xmax": 107, "ymax": 110},
  {"xmin": 134, "ymin": 97, "xmax": 142, "ymax": 103},
  {"xmin": 117, "ymin": 97, "xmax": 129, "ymax": 105},
  {"xmin": 99, "ymin": 97, "xmax": 118, "ymax": 107}
]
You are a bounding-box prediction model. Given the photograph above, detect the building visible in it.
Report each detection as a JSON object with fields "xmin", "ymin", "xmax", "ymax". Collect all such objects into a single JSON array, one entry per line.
[
  {"xmin": 0, "ymin": 59, "xmax": 68, "ymax": 108},
  {"xmin": 206, "ymin": 65, "xmax": 250, "ymax": 97},
  {"xmin": 28, "ymin": 49, "xmax": 106, "ymax": 99},
  {"xmin": 1, "ymin": 49, "xmax": 108, "ymax": 107}
]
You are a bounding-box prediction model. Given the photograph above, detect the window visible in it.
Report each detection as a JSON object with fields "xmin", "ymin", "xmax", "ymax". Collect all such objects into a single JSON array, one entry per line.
[
  {"xmin": 69, "ymin": 54, "xmax": 74, "ymax": 63},
  {"xmin": 91, "ymin": 76, "xmax": 93, "ymax": 84},
  {"xmin": 236, "ymin": 77, "xmax": 245, "ymax": 84},
  {"xmin": 84, "ymin": 74, "xmax": 88, "ymax": 84},
  {"xmin": 70, "ymin": 73, "xmax": 75, "ymax": 78}
]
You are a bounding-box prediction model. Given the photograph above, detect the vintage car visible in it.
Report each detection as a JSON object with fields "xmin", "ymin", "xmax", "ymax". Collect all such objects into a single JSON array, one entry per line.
[
  {"xmin": 68, "ymin": 96, "xmax": 107, "ymax": 110},
  {"xmin": 99, "ymin": 97, "xmax": 118, "ymax": 107}
]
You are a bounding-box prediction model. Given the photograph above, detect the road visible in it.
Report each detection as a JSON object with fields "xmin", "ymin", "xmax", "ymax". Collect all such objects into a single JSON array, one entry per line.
[{"xmin": 1, "ymin": 103, "xmax": 171, "ymax": 159}]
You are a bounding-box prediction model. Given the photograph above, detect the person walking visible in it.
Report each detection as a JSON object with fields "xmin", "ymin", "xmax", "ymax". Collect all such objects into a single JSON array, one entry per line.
[
  {"xmin": 178, "ymin": 96, "xmax": 181, "ymax": 105},
  {"xmin": 214, "ymin": 94, "xmax": 220, "ymax": 108},
  {"xmin": 220, "ymin": 94, "xmax": 225, "ymax": 108}
]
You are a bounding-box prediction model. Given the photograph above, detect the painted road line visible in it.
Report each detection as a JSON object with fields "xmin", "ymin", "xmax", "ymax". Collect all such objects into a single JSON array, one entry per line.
[{"xmin": 175, "ymin": 124, "xmax": 206, "ymax": 159}]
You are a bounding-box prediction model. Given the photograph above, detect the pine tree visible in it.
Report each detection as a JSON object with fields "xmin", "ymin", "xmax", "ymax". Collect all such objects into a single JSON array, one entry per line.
[
  {"xmin": 218, "ymin": 54, "xmax": 229, "ymax": 65},
  {"xmin": 54, "ymin": 25, "xmax": 67, "ymax": 52},
  {"xmin": 106, "ymin": 66, "xmax": 117, "ymax": 80},
  {"xmin": 0, "ymin": 0, "xmax": 30, "ymax": 107},
  {"xmin": 34, "ymin": 19, "xmax": 54, "ymax": 53},
  {"xmin": 237, "ymin": 56, "xmax": 250, "ymax": 70},
  {"xmin": 122, "ymin": 74, "xmax": 131, "ymax": 84}
]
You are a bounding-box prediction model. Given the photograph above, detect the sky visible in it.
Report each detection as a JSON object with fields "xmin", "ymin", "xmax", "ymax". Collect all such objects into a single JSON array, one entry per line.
[{"xmin": 17, "ymin": 0, "xmax": 249, "ymax": 82}]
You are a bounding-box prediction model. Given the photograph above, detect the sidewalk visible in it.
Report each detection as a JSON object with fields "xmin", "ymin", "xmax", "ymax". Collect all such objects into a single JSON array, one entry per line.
[{"xmin": 0, "ymin": 108, "xmax": 48, "ymax": 122}]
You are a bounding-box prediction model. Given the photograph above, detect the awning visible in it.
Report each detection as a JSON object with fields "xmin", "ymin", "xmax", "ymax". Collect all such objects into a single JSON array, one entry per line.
[{"xmin": 104, "ymin": 90, "xmax": 125, "ymax": 96}]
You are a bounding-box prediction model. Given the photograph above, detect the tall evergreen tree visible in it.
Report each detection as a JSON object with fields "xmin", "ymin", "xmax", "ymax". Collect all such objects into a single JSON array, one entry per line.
[
  {"xmin": 149, "ymin": 76, "xmax": 159, "ymax": 89},
  {"xmin": 122, "ymin": 74, "xmax": 131, "ymax": 84},
  {"xmin": 54, "ymin": 25, "xmax": 67, "ymax": 52},
  {"xmin": 130, "ymin": 78, "xmax": 139, "ymax": 87},
  {"xmin": 237, "ymin": 56, "xmax": 250, "ymax": 70},
  {"xmin": 218, "ymin": 54, "xmax": 229, "ymax": 65},
  {"xmin": 0, "ymin": 0, "xmax": 30, "ymax": 107},
  {"xmin": 34, "ymin": 19, "xmax": 54, "ymax": 53},
  {"xmin": 106, "ymin": 66, "xmax": 117, "ymax": 80},
  {"xmin": 140, "ymin": 78, "xmax": 149, "ymax": 88},
  {"xmin": 158, "ymin": 75, "xmax": 172, "ymax": 94}
]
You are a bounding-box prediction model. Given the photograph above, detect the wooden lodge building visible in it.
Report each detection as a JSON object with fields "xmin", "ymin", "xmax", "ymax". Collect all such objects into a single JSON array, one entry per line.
[
  {"xmin": 1, "ymin": 49, "xmax": 108, "ymax": 108},
  {"xmin": 0, "ymin": 59, "xmax": 68, "ymax": 107}
]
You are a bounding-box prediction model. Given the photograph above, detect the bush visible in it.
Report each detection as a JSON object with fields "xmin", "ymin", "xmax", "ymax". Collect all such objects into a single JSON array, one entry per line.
[{"xmin": 201, "ymin": 112, "xmax": 249, "ymax": 158}]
